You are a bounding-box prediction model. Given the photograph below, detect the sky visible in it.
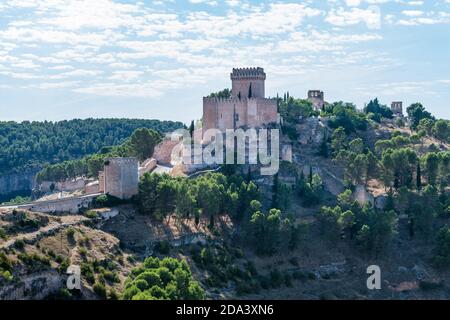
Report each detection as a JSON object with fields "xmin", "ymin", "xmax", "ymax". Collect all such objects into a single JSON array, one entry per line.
[{"xmin": 0, "ymin": 0, "xmax": 449, "ymax": 124}]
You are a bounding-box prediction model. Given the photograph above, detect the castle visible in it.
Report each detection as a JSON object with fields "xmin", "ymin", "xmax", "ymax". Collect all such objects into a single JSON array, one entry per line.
[
  {"xmin": 307, "ymin": 90, "xmax": 325, "ymax": 111},
  {"xmin": 203, "ymin": 67, "xmax": 278, "ymax": 133},
  {"xmin": 391, "ymin": 101, "xmax": 403, "ymax": 117}
]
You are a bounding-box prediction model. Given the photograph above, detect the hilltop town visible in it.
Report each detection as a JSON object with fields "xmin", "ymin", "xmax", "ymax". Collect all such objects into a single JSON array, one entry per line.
[{"xmin": 0, "ymin": 67, "xmax": 449, "ymax": 300}]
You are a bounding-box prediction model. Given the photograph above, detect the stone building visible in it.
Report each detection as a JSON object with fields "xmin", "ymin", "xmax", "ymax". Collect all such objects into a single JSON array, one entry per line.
[
  {"xmin": 203, "ymin": 67, "xmax": 278, "ymax": 133},
  {"xmin": 391, "ymin": 101, "xmax": 403, "ymax": 117},
  {"xmin": 103, "ymin": 158, "xmax": 139, "ymax": 199},
  {"xmin": 308, "ymin": 90, "xmax": 325, "ymax": 111}
]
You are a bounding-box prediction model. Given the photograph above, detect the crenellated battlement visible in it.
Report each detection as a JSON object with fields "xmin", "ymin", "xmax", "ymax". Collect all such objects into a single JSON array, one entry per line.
[
  {"xmin": 105, "ymin": 157, "xmax": 139, "ymax": 165},
  {"xmin": 203, "ymin": 67, "xmax": 278, "ymax": 133},
  {"xmin": 203, "ymin": 96, "xmax": 275, "ymax": 104},
  {"xmin": 231, "ymin": 67, "xmax": 266, "ymax": 80}
]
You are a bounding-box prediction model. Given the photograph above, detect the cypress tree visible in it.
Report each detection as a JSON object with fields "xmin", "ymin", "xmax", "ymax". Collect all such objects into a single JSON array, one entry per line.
[
  {"xmin": 416, "ymin": 163, "xmax": 422, "ymax": 191},
  {"xmin": 272, "ymin": 173, "xmax": 279, "ymax": 209}
]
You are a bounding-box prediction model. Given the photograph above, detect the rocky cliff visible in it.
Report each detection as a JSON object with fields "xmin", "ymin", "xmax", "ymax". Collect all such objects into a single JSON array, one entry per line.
[{"xmin": 0, "ymin": 168, "xmax": 39, "ymax": 201}]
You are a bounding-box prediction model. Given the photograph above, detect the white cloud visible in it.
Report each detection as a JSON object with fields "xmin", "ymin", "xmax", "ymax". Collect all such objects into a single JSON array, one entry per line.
[{"xmin": 325, "ymin": 7, "xmax": 381, "ymax": 29}]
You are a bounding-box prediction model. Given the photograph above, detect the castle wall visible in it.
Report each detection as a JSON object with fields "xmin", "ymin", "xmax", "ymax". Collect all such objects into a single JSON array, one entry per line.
[
  {"xmin": 139, "ymin": 158, "xmax": 157, "ymax": 177},
  {"xmin": 19, "ymin": 194, "xmax": 98, "ymax": 214},
  {"xmin": 38, "ymin": 178, "xmax": 86, "ymax": 193},
  {"xmin": 104, "ymin": 158, "xmax": 138, "ymax": 200},
  {"xmin": 254, "ymin": 98, "xmax": 278, "ymax": 127},
  {"xmin": 217, "ymin": 99, "xmax": 235, "ymax": 131},
  {"xmin": 203, "ymin": 97, "xmax": 218, "ymax": 133}
]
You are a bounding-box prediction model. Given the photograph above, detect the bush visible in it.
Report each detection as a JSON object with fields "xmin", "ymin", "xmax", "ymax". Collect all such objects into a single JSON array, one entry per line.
[
  {"xmin": 66, "ymin": 227, "xmax": 76, "ymax": 239},
  {"xmin": 84, "ymin": 211, "xmax": 98, "ymax": 219},
  {"xmin": 154, "ymin": 240, "xmax": 171, "ymax": 255},
  {"xmin": 0, "ymin": 228, "xmax": 7, "ymax": 240},
  {"xmin": 14, "ymin": 239, "xmax": 25, "ymax": 250},
  {"xmin": 81, "ymin": 263, "xmax": 95, "ymax": 284},
  {"xmin": 93, "ymin": 282, "xmax": 107, "ymax": 299},
  {"xmin": 0, "ymin": 252, "xmax": 13, "ymax": 273}
]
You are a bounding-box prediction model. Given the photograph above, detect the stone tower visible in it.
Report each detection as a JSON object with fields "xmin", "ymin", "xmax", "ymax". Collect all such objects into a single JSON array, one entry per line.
[
  {"xmin": 391, "ymin": 101, "xmax": 403, "ymax": 116},
  {"xmin": 231, "ymin": 67, "xmax": 266, "ymax": 99},
  {"xmin": 103, "ymin": 157, "xmax": 139, "ymax": 200},
  {"xmin": 203, "ymin": 67, "xmax": 278, "ymax": 133},
  {"xmin": 308, "ymin": 90, "xmax": 325, "ymax": 111}
]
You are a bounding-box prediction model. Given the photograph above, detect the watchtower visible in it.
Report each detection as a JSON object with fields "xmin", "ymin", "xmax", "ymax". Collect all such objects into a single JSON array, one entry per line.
[
  {"xmin": 231, "ymin": 67, "xmax": 266, "ymax": 99},
  {"xmin": 308, "ymin": 90, "xmax": 325, "ymax": 111},
  {"xmin": 103, "ymin": 157, "xmax": 138, "ymax": 200},
  {"xmin": 391, "ymin": 101, "xmax": 403, "ymax": 116}
]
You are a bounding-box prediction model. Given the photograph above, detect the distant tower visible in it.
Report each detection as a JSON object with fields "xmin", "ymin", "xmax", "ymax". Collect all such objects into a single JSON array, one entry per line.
[
  {"xmin": 231, "ymin": 67, "xmax": 266, "ymax": 99},
  {"xmin": 103, "ymin": 158, "xmax": 139, "ymax": 200},
  {"xmin": 308, "ymin": 90, "xmax": 325, "ymax": 111},
  {"xmin": 391, "ymin": 101, "xmax": 403, "ymax": 116}
]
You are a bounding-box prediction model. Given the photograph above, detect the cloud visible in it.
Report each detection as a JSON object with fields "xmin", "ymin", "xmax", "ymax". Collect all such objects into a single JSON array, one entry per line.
[{"xmin": 325, "ymin": 6, "xmax": 381, "ymax": 29}]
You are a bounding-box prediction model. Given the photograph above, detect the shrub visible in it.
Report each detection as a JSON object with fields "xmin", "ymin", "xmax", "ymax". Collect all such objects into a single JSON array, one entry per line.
[
  {"xmin": 84, "ymin": 211, "xmax": 98, "ymax": 219},
  {"xmin": 93, "ymin": 282, "xmax": 107, "ymax": 299},
  {"xmin": 66, "ymin": 227, "xmax": 76, "ymax": 239},
  {"xmin": 0, "ymin": 228, "xmax": 7, "ymax": 240},
  {"xmin": 154, "ymin": 240, "xmax": 171, "ymax": 255},
  {"xmin": 78, "ymin": 247, "xmax": 88, "ymax": 257},
  {"xmin": 81, "ymin": 263, "xmax": 95, "ymax": 284},
  {"xmin": 0, "ymin": 252, "xmax": 13, "ymax": 272},
  {"xmin": 14, "ymin": 239, "xmax": 25, "ymax": 250}
]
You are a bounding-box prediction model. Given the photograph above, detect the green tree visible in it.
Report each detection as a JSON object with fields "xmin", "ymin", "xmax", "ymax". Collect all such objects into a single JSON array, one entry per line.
[
  {"xmin": 129, "ymin": 128, "xmax": 162, "ymax": 161},
  {"xmin": 432, "ymin": 119, "xmax": 450, "ymax": 142},
  {"xmin": 331, "ymin": 127, "xmax": 347, "ymax": 154},
  {"xmin": 407, "ymin": 103, "xmax": 434, "ymax": 130},
  {"xmin": 422, "ymin": 152, "xmax": 440, "ymax": 186},
  {"xmin": 433, "ymin": 227, "xmax": 450, "ymax": 268}
]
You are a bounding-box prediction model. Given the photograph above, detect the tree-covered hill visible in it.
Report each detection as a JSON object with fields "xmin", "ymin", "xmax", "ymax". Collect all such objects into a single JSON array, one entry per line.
[{"xmin": 0, "ymin": 118, "xmax": 184, "ymax": 175}]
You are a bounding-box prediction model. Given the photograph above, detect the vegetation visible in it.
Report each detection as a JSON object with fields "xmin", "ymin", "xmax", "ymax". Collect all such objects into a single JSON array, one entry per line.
[
  {"xmin": 319, "ymin": 191, "xmax": 398, "ymax": 255},
  {"xmin": 36, "ymin": 127, "xmax": 164, "ymax": 182},
  {"xmin": 363, "ymin": 98, "xmax": 393, "ymax": 121},
  {"xmin": 207, "ymin": 88, "xmax": 232, "ymax": 99},
  {"xmin": 122, "ymin": 257, "xmax": 205, "ymax": 300},
  {"xmin": 0, "ymin": 118, "xmax": 183, "ymax": 175},
  {"xmin": 323, "ymin": 101, "xmax": 368, "ymax": 133},
  {"xmin": 138, "ymin": 172, "xmax": 259, "ymax": 225}
]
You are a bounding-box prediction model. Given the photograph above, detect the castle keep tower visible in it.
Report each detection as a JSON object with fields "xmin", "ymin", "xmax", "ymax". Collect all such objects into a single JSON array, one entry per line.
[
  {"xmin": 203, "ymin": 67, "xmax": 278, "ymax": 133},
  {"xmin": 391, "ymin": 101, "xmax": 403, "ymax": 116},
  {"xmin": 308, "ymin": 90, "xmax": 325, "ymax": 111},
  {"xmin": 231, "ymin": 67, "xmax": 266, "ymax": 99},
  {"xmin": 103, "ymin": 158, "xmax": 139, "ymax": 200}
]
